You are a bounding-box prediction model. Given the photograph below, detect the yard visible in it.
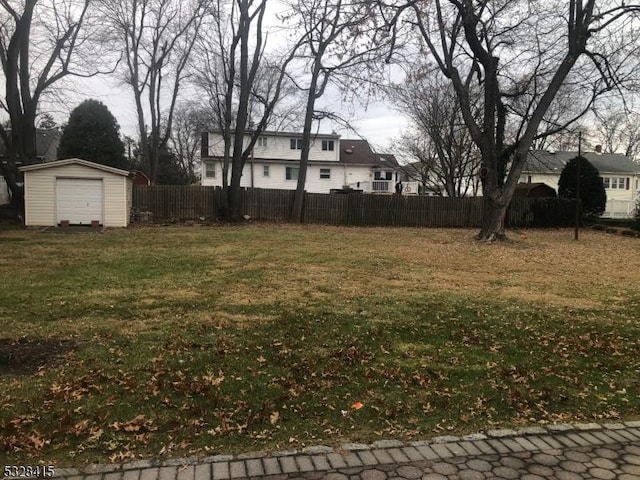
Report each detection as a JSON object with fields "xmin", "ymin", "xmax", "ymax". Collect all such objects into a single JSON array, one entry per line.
[{"xmin": 1, "ymin": 224, "xmax": 639, "ymax": 466}]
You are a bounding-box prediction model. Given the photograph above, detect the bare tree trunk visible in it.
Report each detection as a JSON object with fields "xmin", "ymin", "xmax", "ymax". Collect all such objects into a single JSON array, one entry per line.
[
  {"xmin": 291, "ymin": 63, "xmax": 322, "ymax": 223},
  {"xmin": 477, "ymin": 193, "xmax": 507, "ymax": 241},
  {"xmin": 0, "ymin": 0, "xmax": 94, "ymax": 217}
]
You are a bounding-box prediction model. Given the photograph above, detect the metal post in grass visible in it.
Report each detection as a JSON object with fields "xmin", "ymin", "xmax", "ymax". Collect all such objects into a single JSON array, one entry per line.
[{"xmin": 575, "ymin": 131, "xmax": 582, "ymax": 240}]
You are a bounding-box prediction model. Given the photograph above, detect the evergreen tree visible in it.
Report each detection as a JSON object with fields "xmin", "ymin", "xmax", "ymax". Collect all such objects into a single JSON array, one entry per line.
[
  {"xmin": 155, "ymin": 147, "xmax": 191, "ymax": 185},
  {"xmin": 57, "ymin": 100, "xmax": 128, "ymax": 170},
  {"xmin": 558, "ymin": 156, "xmax": 607, "ymax": 219}
]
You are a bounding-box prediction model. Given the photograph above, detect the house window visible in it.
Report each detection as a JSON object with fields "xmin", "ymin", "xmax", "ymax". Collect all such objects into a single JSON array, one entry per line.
[
  {"xmin": 374, "ymin": 171, "xmax": 392, "ymax": 181},
  {"xmin": 286, "ymin": 166, "xmax": 299, "ymax": 180},
  {"xmin": 258, "ymin": 136, "xmax": 268, "ymax": 147},
  {"xmin": 263, "ymin": 165, "xmax": 270, "ymax": 177},
  {"xmin": 290, "ymin": 138, "xmax": 303, "ymax": 150},
  {"xmin": 607, "ymin": 177, "xmax": 626, "ymax": 189},
  {"xmin": 205, "ymin": 162, "xmax": 216, "ymax": 178},
  {"xmin": 603, "ymin": 178, "xmax": 610, "ymax": 189},
  {"xmin": 322, "ymin": 140, "xmax": 334, "ymax": 151},
  {"xmin": 320, "ymin": 168, "xmax": 331, "ymax": 179}
]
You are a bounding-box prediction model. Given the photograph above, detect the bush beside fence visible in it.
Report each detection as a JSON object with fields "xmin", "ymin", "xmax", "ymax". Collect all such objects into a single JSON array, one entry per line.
[{"xmin": 132, "ymin": 185, "xmax": 576, "ymax": 228}]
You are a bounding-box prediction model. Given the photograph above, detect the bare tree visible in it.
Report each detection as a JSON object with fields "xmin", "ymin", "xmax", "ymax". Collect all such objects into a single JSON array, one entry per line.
[
  {"xmin": 194, "ymin": 0, "xmax": 304, "ymax": 221},
  {"xmin": 528, "ymin": 87, "xmax": 591, "ymax": 152},
  {"xmin": 395, "ymin": 135, "xmax": 439, "ymax": 194},
  {"xmin": 0, "ymin": 0, "xmax": 100, "ymax": 210},
  {"xmin": 286, "ymin": 0, "xmax": 390, "ymax": 222},
  {"xmin": 99, "ymin": 0, "xmax": 205, "ymax": 182},
  {"xmin": 385, "ymin": 0, "xmax": 640, "ymax": 240},
  {"xmin": 168, "ymin": 101, "xmax": 211, "ymax": 183},
  {"xmin": 592, "ymin": 106, "xmax": 640, "ymax": 161},
  {"xmin": 392, "ymin": 69, "xmax": 481, "ymax": 197}
]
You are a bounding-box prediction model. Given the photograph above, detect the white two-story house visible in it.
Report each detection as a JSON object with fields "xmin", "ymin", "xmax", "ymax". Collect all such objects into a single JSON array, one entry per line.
[
  {"xmin": 200, "ymin": 131, "xmax": 402, "ymax": 194},
  {"xmin": 522, "ymin": 148, "xmax": 640, "ymax": 218}
]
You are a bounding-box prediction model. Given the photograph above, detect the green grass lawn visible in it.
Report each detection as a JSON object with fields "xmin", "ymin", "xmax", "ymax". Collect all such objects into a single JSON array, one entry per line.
[{"xmin": 1, "ymin": 224, "xmax": 639, "ymax": 466}]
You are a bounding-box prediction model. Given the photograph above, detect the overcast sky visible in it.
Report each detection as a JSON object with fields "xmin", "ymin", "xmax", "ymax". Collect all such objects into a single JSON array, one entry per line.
[
  {"xmin": 63, "ymin": 0, "xmax": 411, "ymax": 158},
  {"xmin": 76, "ymin": 74, "xmax": 409, "ymax": 158}
]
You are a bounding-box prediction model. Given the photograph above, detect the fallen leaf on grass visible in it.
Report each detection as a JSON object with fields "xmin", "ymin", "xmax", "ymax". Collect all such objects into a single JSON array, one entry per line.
[{"xmin": 270, "ymin": 411, "xmax": 280, "ymax": 425}]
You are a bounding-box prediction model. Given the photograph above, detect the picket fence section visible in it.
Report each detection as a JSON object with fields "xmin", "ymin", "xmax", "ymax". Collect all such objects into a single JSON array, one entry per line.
[{"xmin": 132, "ymin": 185, "xmax": 575, "ymax": 228}]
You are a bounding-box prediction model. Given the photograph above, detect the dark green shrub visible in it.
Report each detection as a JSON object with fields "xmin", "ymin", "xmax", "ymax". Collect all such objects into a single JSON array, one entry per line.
[
  {"xmin": 58, "ymin": 99, "xmax": 127, "ymax": 170},
  {"xmin": 558, "ymin": 156, "xmax": 606, "ymax": 219}
]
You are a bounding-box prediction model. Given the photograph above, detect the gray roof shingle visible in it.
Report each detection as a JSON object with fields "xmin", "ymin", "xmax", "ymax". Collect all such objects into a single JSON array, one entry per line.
[
  {"xmin": 525, "ymin": 150, "xmax": 640, "ymax": 174},
  {"xmin": 339, "ymin": 139, "xmax": 398, "ymax": 167}
]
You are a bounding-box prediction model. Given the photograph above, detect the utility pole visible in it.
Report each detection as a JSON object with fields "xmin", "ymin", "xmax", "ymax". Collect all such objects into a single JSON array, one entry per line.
[{"xmin": 574, "ymin": 131, "xmax": 582, "ymax": 240}]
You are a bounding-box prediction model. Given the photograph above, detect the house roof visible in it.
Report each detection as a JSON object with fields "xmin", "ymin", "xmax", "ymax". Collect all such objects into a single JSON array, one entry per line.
[
  {"xmin": 525, "ymin": 150, "xmax": 640, "ymax": 175},
  {"xmin": 339, "ymin": 139, "xmax": 398, "ymax": 168},
  {"xmin": 0, "ymin": 128, "xmax": 61, "ymax": 163},
  {"xmin": 35, "ymin": 129, "xmax": 61, "ymax": 162},
  {"xmin": 19, "ymin": 158, "xmax": 131, "ymax": 176},
  {"xmin": 379, "ymin": 153, "xmax": 400, "ymax": 168}
]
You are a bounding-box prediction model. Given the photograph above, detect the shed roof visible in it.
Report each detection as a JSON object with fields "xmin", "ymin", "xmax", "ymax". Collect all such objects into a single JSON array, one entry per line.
[
  {"xmin": 513, "ymin": 182, "xmax": 557, "ymax": 196},
  {"xmin": 525, "ymin": 150, "xmax": 640, "ymax": 174},
  {"xmin": 19, "ymin": 158, "xmax": 131, "ymax": 176}
]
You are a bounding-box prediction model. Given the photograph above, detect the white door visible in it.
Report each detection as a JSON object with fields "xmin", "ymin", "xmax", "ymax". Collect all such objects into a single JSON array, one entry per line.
[{"xmin": 56, "ymin": 178, "xmax": 103, "ymax": 225}]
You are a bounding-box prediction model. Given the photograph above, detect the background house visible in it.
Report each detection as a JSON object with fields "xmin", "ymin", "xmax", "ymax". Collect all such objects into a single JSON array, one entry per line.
[
  {"xmin": 0, "ymin": 128, "xmax": 61, "ymax": 205},
  {"xmin": 398, "ymin": 161, "xmax": 480, "ymax": 197},
  {"xmin": 522, "ymin": 148, "xmax": 640, "ymax": 218},
  {"xmin": 200, "ymin": 131, "xmax": 403, "ymax": 194}
]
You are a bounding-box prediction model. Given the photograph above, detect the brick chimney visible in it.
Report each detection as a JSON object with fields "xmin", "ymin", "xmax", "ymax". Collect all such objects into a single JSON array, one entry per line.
[{"xmin": 595, "ymin": 144, "xmax": 602, "ymax": 154}]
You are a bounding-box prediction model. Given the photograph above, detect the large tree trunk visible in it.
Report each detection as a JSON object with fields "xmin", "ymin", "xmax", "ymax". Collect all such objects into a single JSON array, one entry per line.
[
  {"xmin": 290, "ymin": 71, "xmax": 320, "ymax": 223},
  {"xmin": 227, "ymin": 172, "xmax": 243, "ymax": 222},
  {"xmin": 477, "ymin": 191, "xmax": 508, "ymax": 241}
]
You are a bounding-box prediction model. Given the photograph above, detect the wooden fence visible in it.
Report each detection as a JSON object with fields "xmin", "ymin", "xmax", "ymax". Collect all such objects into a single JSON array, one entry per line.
[{"xmin": 132, "ymin": 185, "xmax": 576, "ymax": 228}]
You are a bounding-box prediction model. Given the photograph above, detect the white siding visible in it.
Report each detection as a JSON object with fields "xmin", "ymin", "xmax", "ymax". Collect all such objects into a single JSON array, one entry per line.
[
  {"xmin": 207, "ymin": 133, "xmax": 340, "ymax": 162},
  {"xmin": 201, "ymin": 160, "xmax": 378, "ymax": 193},
  {"xmin": 522, "ymin": 172, "xmax": 640, "ymax": 201},
  {"xmin": 24, "ymin": 164, "xmax": 129, "ymax": 227},
  {"xmin": 345, "ymin": 166, "xmax": 375, "ymax": 188},
  {"xmin": 521, "ymin": 171, "xmax": 640, "ymax": 218}
]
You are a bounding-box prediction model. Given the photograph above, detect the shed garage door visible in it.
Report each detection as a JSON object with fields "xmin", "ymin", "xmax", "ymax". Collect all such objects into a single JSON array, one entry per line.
[{"xmin": 56, "ymin": 178, "xmax": 103, "ymax": 225}]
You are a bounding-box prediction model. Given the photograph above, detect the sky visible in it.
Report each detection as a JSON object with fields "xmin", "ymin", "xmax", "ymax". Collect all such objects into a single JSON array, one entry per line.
[
  {"xmin": 75, "ymin": 73, "xmax": 409, "ymax": 157},
  {"xmin": 61, "ymin": 0, "xmax": 411, "ymax": 158}
]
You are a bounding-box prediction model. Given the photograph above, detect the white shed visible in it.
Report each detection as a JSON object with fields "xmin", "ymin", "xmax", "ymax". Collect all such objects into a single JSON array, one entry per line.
[{"xmin": 20, "ymin": 158, "xmax": 133, "ymax": 227}]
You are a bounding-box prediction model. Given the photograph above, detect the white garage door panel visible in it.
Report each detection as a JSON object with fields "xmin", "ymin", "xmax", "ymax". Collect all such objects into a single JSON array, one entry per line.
[{"xmin": 56, "ymin": 178, "xmax": 103, "ymax": 225}]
